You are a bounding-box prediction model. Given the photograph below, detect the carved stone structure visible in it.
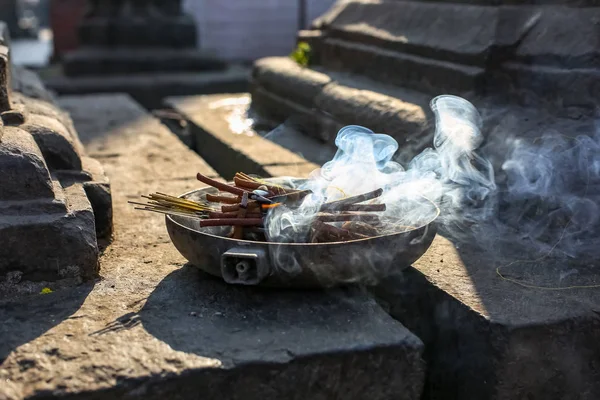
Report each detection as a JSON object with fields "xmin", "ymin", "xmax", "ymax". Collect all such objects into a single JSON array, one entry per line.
[
  {"xmin": 46, "ymin": 0, "xmax": 248, "ymax": 108},
  {"xmin": 63, "ymin": 0, "xmax": 225, "ymax": 76},
  {"xmin": 246, "ymin": 2, "xmax": 600, "ymax": 400},
  {"xmin": 251, "ymin": 0, "xmax": 600, "ymax": 145},
  {"xmin": 0, "ymin": 22, "xmax": 112, "ymax": 285}
]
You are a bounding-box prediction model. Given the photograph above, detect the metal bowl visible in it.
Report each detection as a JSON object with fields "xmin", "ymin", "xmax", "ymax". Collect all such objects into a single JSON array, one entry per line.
[{"xmin": 166, "ymin": 178, "xmax": 439, "ymax": 288}]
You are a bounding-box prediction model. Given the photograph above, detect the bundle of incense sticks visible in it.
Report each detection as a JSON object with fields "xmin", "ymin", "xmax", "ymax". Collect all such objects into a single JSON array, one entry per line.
[{"xmin": 132, "ymin": 172, "xmax": 388, "ymax": 242}]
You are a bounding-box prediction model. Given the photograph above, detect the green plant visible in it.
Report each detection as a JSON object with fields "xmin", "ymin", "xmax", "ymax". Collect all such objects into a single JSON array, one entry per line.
[{"xmin": 290, "ymin": 41, "xmax": 312, "ymax": 67}]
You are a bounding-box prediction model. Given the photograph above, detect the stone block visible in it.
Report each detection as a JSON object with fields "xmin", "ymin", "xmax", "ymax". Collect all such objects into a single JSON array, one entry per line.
[
  {"xmin": 63, "ymin": 48, "xmax": 226, "ymax": 77},
  {"xmin": 82, "ymin": 156, "xmax": 113, "ymax": 239},
  {"xmin": 45, "ymin": 66, "xmax": 250, "ymax": 109},
  {"xmin": 0, "ymin": 37, "xmax": 10, "ymax": 112},
  {"xmin": 11, "ymin": 66, "xmax": 55, "ymax": 103},
  {"xmin": 0, "ymin": 182, "xmax": 99, "ymax": 282},
  {"xmin": 320, "ymin": 38, "xmax": 485, "ymax": 95},
  {"xmin": 0, "ymin": 127, "xmax": 99, "ymax": 282},
  {"xmin": 0, "ymin": 127, "xmax": 56, "ymax": 201},
  {"xmin": 372, "ymin": 235, "xmax": 600, "ymax": 400},
  {"xmin": 22, "ymin": 114, "xmax": 83, "ymax": 171},
  {"xmin": 297, "ymin": 0, "xmax": 600, "ymax": 105},
  {"xmin": 325, "ymin": 0, "xmax": 495, "ymax": 66},
  {"xmin": 250, "ymin": 57, "xmax": 429, "ymax": 145},
  {"xmin": 253, "ymin": 57, "xmax": 331, "ymax": 109},
  {"xmin": 167, "ymin": 93, "xmax": 322, "ymax": 179},
  {"xmin": 0, "ymin": 30, "xmax": 113, "ymax": 285},
  {"xmin": 110, "ymin": 15, "xmax": 197, "ymax": 48}
]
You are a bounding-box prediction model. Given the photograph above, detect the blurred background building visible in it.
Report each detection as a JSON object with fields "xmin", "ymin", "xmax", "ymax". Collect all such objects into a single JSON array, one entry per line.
[{"xmin": 0, "ymin": 0, "xmax": 337, "ymax": 68}]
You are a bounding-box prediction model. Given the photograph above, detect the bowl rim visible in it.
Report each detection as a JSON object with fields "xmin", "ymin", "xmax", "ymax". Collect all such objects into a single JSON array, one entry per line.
[{"xmin": 166, "ymin": 180, "xmax": 440, "ymax": 247}]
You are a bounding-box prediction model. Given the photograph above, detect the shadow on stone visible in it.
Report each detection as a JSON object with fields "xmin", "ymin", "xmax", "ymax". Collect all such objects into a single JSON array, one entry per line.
[
  {"xmin": 373, "ymin": 234, "xmax": 600, "ymax": 400},
  {"xmin": 0, "ymin": 282, "xmax": 94, "ymax": 363},
  {"xmin": 137, "ymin": 264, "xmax": 426, "ymax": 400}
]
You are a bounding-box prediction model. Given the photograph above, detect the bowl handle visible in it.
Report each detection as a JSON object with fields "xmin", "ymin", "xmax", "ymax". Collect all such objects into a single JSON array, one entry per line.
[{"xmin": 221, "ymin": 247, "xmax": 271, "ymax": 285}]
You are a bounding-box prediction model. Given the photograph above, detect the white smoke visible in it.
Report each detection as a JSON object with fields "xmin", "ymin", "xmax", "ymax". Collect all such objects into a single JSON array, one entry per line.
[
  {"xmin": 259, "ymin": 93, "xmax": 600, "ymax": 286},
  {"xmin": 265, "ymin": 95, "xmax": 496, "ymax": 244}
]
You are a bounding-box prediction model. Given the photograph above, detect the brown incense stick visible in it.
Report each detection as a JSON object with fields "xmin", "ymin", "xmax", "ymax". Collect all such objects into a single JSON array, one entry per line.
[
  {"xmin": 206, "ymin": 194, "xmax": 240, "ymax": 204},
  {"xmin": 335, "ymin": 203, "xmax": 386, "ymax": 212},
  {"xmin": 197, "ymin": 173, "xmax": 249, "ymax": 196},
  {"xmin": 315, "ymin": 213, "xmax": 381, "ymax": 223},
  {"xmin": 208, "ymin": 211, "xmax": 262, "ymax": 219},
  {"xmin": 319, "ymin": 188, "xmax": 384, "ymax": 211},
  {"xmin": 311, "ymin": 220, "xmax": 368, "ymax": 242},
  {"xmin": 221, "ymin": 202, "xmax": 260, "ymax": 212},
  {"xmin": 199, "ymin": 218, "xmax": 263, "ymax": 227}
]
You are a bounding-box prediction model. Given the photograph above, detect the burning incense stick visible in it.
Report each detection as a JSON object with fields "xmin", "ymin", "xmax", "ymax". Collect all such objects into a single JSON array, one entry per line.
[
  {"xmin": 200, "ymin": 218, "xmax": 263, "ymax": 227},
  {"xmin": 335, "ymin": 204, "xmax": 386, "ymax": 212},
  {"xmin": 320, "ymin": 188, "xmax": 384, "ymax": 211},
  {"xmin": 221, "ymin": 202, "xmax": 260, "ymax": 212},
  {"xmin": 315, "ymin": 213, "xmax": 381, "ymax": 223},
  {"xmin": 134, "ymin": 171, "xmax": 388, "ymax": 243},
  {"xmin": 196, "ymin": 173, "xmax": 249, "ymax": 196},
  {"xmin": 206, "ymin": 194, "xmax": 240, "ymax": 204}
]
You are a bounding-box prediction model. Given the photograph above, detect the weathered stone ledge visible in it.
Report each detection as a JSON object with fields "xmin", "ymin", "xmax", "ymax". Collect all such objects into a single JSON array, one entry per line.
[
  {"xmin": 306, "ymin": 0, "xmax": 600, "ymax": 106},
  {"xmin": 0, "ymin": 94, "xmax": 426, "ymax": 400},
  {"xmin": 0, "ymin": 22, "xmax": 112, "ymax": 290},
  {"xmin": 45, "ymin": 67, "xmax": 250, "ymax": 109},
  {"xmin": 251, "ymin": 57, "xmax": 431, "ymax": 146},
  {"xmin": 170, "ymin": 92, "xmax": 600, "ymax": 400}
]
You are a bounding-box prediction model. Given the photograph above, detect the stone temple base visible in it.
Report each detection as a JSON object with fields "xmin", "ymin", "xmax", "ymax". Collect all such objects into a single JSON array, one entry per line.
[
  {"xmin": 0, "ymin": 22, "xmax": 112, "ymax": 294},
  {"xmin": 62, "ymin": 48, "xmax": 227, "ymax": 76},
  {"xmin": 45, "ymin": 66, "xmax": 250, "ymax": 110}
]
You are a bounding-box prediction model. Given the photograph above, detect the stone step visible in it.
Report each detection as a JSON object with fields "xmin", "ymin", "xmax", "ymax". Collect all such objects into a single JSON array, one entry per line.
[
  {"xmin": 165, "ymin": 93, "xmax": 335, "ymax": 179},
  {"xmin": 63, "ymin": 48, "xmax": 227, "ymax": 77},
  {"xmin": 0, "ymin": 93, "xmax": 426, "ymax": 400},
  {"xmin": 44, "ymin": 67, "xmax": 250, "ymax": 109},
  {"xmin": 250, "ymin": 56, "xmax": 432, "ymax": 154},
  {"xmin": 308, "ymin": 0, "xmax": 600, "ymax": 106},
  {"xmin": 168, "ymin": 92, "xmax": 600, "ymax": 400}
]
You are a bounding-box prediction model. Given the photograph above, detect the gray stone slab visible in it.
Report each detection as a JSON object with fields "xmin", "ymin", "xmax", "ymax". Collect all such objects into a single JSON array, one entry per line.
[
  {"xmin": 0, "ymin": 36, "xmax": 111, "ymax": 287},
  {"xmin": 253, "ymin": 57, "xmax": 331, "ymax": 108},
  {"xmin": 0, "ymin": 178, "xmax": 99, "ymax": 283},
  {"xmin": 166, "ymin": 93, "xmax": 324, "ymax": 179},
  {"xmin": 0, "ymin": 94, "xmax": 425, "ymax": 400},
  {"xmin": 306, "ymin": 0, "xmax": 600, "ymax": 106},
  {"xmin": 45, "ymin": 67, "xmax": 250, "ymax": 109},
  {"xmin": 22, "ymin": 114, "xmax": 83, "ymax": 171},
  {"xmin": 250, "ymin": 57, "xmax": 430, "ymax": 146},
  {"xmin": 169, "ymin": 91, "xmax": 600, "ymax": 399},
  {"xmin": 373, "ymin": 235, "xmax": 600, "ymax": 400},
  {"xmin": 325, "ymin": 0, "xmax": 496, "ymax": 65},
  {"xmin": 63, "ymin": 48, "xmax": 226, "ymax": 77},
  {"xmin": 0, "ymin": 126, "xmax": 55, "ymax": 201}
]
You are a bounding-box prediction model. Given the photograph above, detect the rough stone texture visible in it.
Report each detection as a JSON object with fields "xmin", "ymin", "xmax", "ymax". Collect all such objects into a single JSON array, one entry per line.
[
  {"xmin": 252, "ymin": 1, "xmax": 600, "ymax": 144},
  {"xmin": 22, "ymin": 114, "xmax": 83, "ymax": 171},
  {"xmin": 81, "ymin": 157, "xmax": 113, "ymax": 239},
  {"xmin": 11, "ymin": 66, "xmax": 55, "ymax": 103},
  {"xmin": 0, "ymin": 94, "xmax": 426, "ymax": 400},
  {"xmin": 301, "ymin": 0, "xmax": 600, "ymax": 105},
  {"xmin": 0, "ymin": 23, "xmax": 11, "ymax": 112},
  {"xmin": 253, "ymin": 58, "xmax": 332, "ymax": 108},
  {"xmin": 166, "ymin": 93, "xmax": 327, "ymax": 179},
  {"xmin": 251, "ymin": 57, "xmax": 431, "ymax": 145},
  {"xmin": 165, "ymin": 101, "xmax": 600, "ymax": 399},
  {"xmin": 0, "ymin": 126, "xmax": 56, "ymax": 201},
  {"xmin": 373, "ymin": 235, "xmax": 600, "ymax": 400},
  {"xmin": 0, "ymin": 31, "xmax": 113, "ymax": 286}
]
